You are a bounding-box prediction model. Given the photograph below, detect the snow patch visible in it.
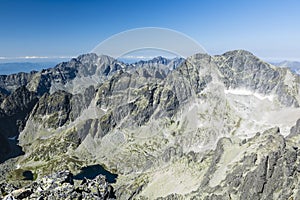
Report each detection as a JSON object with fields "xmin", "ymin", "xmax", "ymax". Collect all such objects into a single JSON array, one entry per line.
[
  {"xmin": 101, "ymin": 107, "xmax": 108, "ymax": 112},
  {"xmin": 225, "ymin": 88, "xmax": 274, "ymax": 101}
]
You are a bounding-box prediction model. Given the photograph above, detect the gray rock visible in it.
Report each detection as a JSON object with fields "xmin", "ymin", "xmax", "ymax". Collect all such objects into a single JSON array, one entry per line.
[
  {"xmin": 288, "ymin": 118, "xmax": 300, "ymax": 138},
  {"xmin": 1, "ymin": 171, "xmax": 116, "ymax": 200},
  {"xmin": 1, "ymin": 50, "xmax": 300, "ymax": 199}
]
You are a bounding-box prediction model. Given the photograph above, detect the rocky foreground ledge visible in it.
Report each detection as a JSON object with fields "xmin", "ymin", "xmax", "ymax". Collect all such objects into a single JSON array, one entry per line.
[{"xmin": 0, "ymin": 171, "xmax": 116, "ymax": 200}]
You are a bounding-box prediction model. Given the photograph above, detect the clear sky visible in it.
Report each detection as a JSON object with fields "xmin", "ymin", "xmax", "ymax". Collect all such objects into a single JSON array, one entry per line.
[{"xmin": 0, "ymin": 0, "xmax": 299, "ymax": 62}]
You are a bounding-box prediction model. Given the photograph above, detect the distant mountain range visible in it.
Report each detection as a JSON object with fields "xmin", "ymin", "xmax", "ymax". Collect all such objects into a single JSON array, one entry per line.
[{"xmin": 272, "ymin": 61, "xmax": 300, "ymax": 75}]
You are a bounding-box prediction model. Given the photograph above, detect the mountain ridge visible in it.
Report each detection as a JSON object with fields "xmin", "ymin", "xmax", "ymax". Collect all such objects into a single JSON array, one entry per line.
[{"xmin": 0, "ymin": 50, "xmax": 300, "ymax": 199}]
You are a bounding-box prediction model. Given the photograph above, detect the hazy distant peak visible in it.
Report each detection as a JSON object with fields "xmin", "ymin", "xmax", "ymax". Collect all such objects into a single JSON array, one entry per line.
[
  {"xmin": 272, "ymin": 60, "xmax": 300, "ymax": 75},
  {"xmin": 275, "ymin": 60, "xmax": 300, "ymax": 68},
  {"xmin": 133, "ymin": 56, "xmax": 183, "ymax": 65}
]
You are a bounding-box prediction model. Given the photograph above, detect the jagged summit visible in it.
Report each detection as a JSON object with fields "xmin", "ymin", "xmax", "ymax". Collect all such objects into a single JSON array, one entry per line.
[
  {"xmin": 76, "ymin": 53, "xmax": 116, "ymax": 65},
  {"xmin": 0, "ymin": 50, "xmax": 300, "ymax": 199},
  {"xmin": 134, "ymin": 56, "xmax": 182, "ymax": 64},
  {"xmin": 220, "ymin": 49, "xmax": 255, "ymax": 57}
]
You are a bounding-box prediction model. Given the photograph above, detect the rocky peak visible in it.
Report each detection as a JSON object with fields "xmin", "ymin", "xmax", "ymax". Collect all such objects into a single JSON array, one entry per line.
[
  {"xmin": 288, "ymin": 118, "xmax": 300, "ymax": 138},
  {"xmin": 76, "ymin": 53, "xmax": 99, "ymax": 63},
  {"xmin": 134, "ymin": 56, "xmax": 184, "ymax": 68},
  {"xmin": 77, "ymin": 53, "xmax": 116, "ymax": 65},
  {"xmin": 1, "ymin": 50, "xmax": 300, "ymax": 199},
  {"xmin": 221, "ymin": 49, "xmax": 256, "ymax": 57},
  {"xmin": 136, "ymin": 56, "xmax": 171, "ymax": 65},
  {"xmin": 213, "ymin": 50, "xmax": 299, "ymax": 106}
]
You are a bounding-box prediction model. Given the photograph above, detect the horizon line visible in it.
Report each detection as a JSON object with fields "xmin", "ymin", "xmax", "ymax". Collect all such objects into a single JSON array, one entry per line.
[{"xmin": 0, "ymin": 54, "xmax": 299, "ymax": 63}]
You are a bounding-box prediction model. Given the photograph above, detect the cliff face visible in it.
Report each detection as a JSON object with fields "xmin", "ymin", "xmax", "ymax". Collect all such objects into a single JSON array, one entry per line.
[
  {"xmin": 0, "ymin": 51, "xmax": 300, "ymax": 199},
  {"xmin": 0, "ymin": 86, "xmax": 38, "ymax": 163},
  {"xmin": 156, "ymin": 124, "xmax": 300, "ymax": 200}
]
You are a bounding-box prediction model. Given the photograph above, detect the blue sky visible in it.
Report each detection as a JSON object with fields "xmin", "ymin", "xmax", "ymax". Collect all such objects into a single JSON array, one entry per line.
[{"xmin": 0, "ymin": 0, "xmax": 299, "ymax": 62}]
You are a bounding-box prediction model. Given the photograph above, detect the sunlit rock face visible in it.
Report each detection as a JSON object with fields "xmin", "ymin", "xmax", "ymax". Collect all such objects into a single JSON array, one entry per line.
[{"xmin": 0, "ymin": 50, "xmax": 300, "ymax": 199}]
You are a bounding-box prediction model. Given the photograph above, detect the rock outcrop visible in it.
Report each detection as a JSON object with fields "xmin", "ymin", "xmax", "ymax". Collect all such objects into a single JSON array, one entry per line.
[
  {"xmin": 0, "ymin": 171, "xmax": 116, "ymax": 200},
  {"xmin": 150, "ymin": 124, "xmax": 300, "ymax": 200}
]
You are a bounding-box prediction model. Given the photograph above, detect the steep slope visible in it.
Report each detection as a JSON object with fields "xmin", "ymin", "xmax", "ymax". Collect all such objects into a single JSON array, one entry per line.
[
  {"xmin": 0, "ymin": 55, "xmax": 182, "ymax": 164},
  {"xmin": 0, "ymin": 50, "xmax": 299, "ymax": 199},
  {"xmin": 0, "ymin": 71, "xmax": 37, "ymax": 93},
  {"xmin": 0, "ymin": 86, "xmax": 38, "ymax": 163},
  {"xmin": 143, "ymin": 122, "xmax": 300, "ymax": 200},
  {"xmin": 215, "ymin": 50, "xmax": 299, "ymax": 107}
]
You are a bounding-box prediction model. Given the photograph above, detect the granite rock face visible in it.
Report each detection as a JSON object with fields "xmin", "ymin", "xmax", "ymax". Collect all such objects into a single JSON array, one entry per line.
[
  {"xmin": 214, "ymin": 50, "xmax": 300, "ymax": 107},
  {"xmin": 156, "ymin": 125, "xmax": 300, "ymax": 200},
  {"xmin": 0, "ymin": 86, "xmax": 38, "ymax": 138},
  {"xmin": 0, "ymin": 72, "xmax": 36, "ymax": 94},
  {"xmin": 194, "ymin": 127, "xmax": 299, "ymax": 200},
  {"xmin": 288, "ymin": 118, "xmax": 300, "ymax": 138},
  {"xmin": 0, "ymin": 86, "xmax": 38, "ymax": 163},
  {"xmin": 0, "ymin": 51, "xmax": 300, "ymax": 199}
]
